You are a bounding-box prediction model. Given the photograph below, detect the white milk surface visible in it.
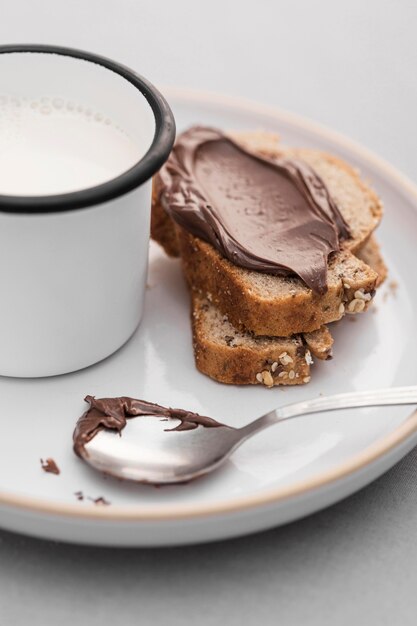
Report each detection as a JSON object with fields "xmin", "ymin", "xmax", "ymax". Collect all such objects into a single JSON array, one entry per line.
[{"xmin": 0, "ymin": 95, "xmax": 144, "ymax": 196}]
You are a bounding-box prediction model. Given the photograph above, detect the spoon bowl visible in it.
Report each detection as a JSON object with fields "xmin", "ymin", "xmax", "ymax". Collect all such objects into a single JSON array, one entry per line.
[{"xmin": 83, "ymin": 416, "xmax": 241, "ymax": 483}]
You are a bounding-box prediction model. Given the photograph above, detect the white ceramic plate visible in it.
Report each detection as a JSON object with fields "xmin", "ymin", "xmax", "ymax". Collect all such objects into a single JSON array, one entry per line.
[{"xmin": 0, "ymin": 88, "xmax": 416, "ymax": 547}]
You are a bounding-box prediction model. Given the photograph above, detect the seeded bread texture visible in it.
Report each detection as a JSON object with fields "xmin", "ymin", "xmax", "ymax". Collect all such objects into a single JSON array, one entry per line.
[{"xmin": 192, "ymin": 294, "xmax": 314, "ymax": 386}]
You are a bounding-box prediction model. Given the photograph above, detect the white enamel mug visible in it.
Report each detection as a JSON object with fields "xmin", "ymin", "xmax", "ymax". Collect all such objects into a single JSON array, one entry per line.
[{"xmin": 0, "ymin": 45, "xmax": 175, "ymax": 377}]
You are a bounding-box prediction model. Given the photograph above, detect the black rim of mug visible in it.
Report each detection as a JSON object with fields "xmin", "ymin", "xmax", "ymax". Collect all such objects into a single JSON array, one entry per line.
[{"xmin": 0, "ymin": 44, "xmax": 176, "ymax": 213}]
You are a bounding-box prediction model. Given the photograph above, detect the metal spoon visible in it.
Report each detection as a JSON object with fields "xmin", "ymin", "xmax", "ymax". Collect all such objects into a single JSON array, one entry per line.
[{"xmin": 81, "ymin": 386, "xmax": 417, "ymax": 484}]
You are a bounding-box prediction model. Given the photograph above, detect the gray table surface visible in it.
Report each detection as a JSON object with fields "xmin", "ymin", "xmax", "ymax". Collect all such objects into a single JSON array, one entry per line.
[{"xmin": 1, "ymin": 0, "xmax": 417, "ymax": 623}]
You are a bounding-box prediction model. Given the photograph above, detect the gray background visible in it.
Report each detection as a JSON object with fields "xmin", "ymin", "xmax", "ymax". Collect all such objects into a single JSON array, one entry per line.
[{"xmin": 1, "ymin": 0, "xmax": 417, "ymax": 623}]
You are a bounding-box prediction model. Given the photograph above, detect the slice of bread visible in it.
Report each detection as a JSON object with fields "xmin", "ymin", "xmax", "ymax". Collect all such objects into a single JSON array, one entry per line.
[
  {"xmin": 178, "ymin": 229, "xmax": 378, "ymax": 336},
  {"xmin": 152, "ymin": 205, "xmax": 379, "ymax": 335},
  {"xmin": 152, "ymin": 193, "xmax": 386, "ymax": 291},
  {"xmin": 192, "ymin": 293, "xmax": 314, "ymax": 386}
]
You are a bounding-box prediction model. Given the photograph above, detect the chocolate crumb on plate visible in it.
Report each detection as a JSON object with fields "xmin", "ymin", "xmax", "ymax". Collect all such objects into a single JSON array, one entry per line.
[
  {"xmin": 388, "ymin": 280, "xmax": 398, "ymax": 296},
  {"xmin": 40, "ymin": 458, "xmax": 60, "ymax": 475},
  {"xmin": 383, "ymin": 280, "xmax": 399, "ymax": 302},
  {"xmin": 74, "ymin": 491, "xmax": 110, "ymax": 504},
  {"xmin": 88, "ymin": 496, "xmax": 111, "ymax": 506}
]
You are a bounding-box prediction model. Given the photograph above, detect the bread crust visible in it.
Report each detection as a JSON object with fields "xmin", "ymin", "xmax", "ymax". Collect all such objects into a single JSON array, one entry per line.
[
  {"xmin": 151, "ymin": 180, "xmax": 180, "ymax": 258},
  {"xmin": 304, "ymin": 326, "xmax": 334, "ymax": 360},
  {"xmin": 356, "ymin": 237, "xmax": 388, "ymax": 286}
]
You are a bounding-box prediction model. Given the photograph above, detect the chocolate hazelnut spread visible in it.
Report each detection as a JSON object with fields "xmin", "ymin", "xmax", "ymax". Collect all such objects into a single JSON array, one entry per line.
[
  {"xmin": 73, "ymin": 395, "xmax": 224, "ymax": 457},
  {"xmin": 156, "ymin": 126, "xmax": 350, "ymax": 294},
  {"xmin": 40, "ymin": 458, "xmax": 60, "ymax": 475}
]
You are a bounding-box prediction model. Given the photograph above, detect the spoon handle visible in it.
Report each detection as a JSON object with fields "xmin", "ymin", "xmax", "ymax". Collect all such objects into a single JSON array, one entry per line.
[{"xmin": 240, "ymin": 386, "xmax": 417, "ymax": 437}]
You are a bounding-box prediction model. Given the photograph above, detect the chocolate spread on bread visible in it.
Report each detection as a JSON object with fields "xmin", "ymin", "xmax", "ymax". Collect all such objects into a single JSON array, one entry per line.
[
  {"xmin": 156, "ymin": 126, "xmax": 350, "ymax": 294},
  {"xmin": 73, "ymin": 395, "xmax": 224, "ymax": 457}
]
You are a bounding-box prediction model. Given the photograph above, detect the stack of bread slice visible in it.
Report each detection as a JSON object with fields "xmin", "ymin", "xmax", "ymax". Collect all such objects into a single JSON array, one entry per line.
[{"xmin": 151, "ymin": 132, "xmax": 387, "ymax": 387}]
